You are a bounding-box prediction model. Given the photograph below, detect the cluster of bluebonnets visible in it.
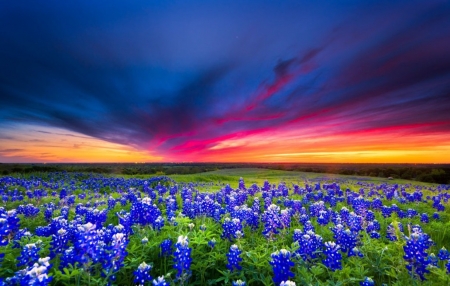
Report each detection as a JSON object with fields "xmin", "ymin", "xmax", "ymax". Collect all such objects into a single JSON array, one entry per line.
[{"xmin": 0, "ymin": 172, "xmax": 449, "ymax": 285}]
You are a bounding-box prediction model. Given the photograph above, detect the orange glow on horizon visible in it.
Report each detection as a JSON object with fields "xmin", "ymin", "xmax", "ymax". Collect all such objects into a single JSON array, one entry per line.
[
  {"xmin": 1, "ymin": 124, "xmax": 449, "ymax": 163},
  {"xmin": 0, "ymin": 126, "xmax": 162, "ymax": 163}
]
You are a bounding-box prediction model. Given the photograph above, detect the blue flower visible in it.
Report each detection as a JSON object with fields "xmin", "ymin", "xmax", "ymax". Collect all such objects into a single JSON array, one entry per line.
[
  {"xmin": 160, "ymin": 239, "xmax": 172, "ymax": 257},
  {"xmin": 262, "ymin": 205, "xmax": 283, "ymax": 239},
  {"xmin": 49, "ymin": 228, "xmax": 70, "ymax": 259},
  {"xmin": 9, "ymin": 257, "xmax": 53, "ymax": 286},
  {"xmin": 173, "ymin": 235, "xmax": 192, "ymax": 280},
  {"xmin": 403, "ymin": 227, "xmax": 433, "ymax": 280},
  {"xmin": 102, "ymin": 232, "xmax": 129, "ymax": 279},
  {"xmin": 108, "ymin": 196, "xmax": 116, "ymax": 210},
  {"xmin": 270, "ymin": 249, "xmax": 295, "ymax": 285},
  {"xmin": 226, "ymin": 244, "xmax": 242, "ymax": 272},
  {"xmin": 153, "ymin": 276, "xmax": 169, "ymax": 286},
  {"xmin": 221, "ymin": 218, "xmax": 243, "ymax": 241},
  {"xmin": 293, "ymin": 229, "xmax": 323, "ymax": 262},
  {"xmin": 386, "ymin": 224, "xmax": 397, "ymax": 241},
  {"xmin": 0, "ymin": 210, "xmax": 21, "ymax": 246},
  {"xmin": 432, "ymin": 212, "xmax": 440, "ymax": 220},
  {"xmin": 134, "ymin": 262, "xmax": 153, "ymax": 286},
  {"xmin": 208, "ymin": 238, "xmax": 216, "ymax": 249},
  {"xmin": 438, "ymin": 247, "xmax": 450, "ymax": 261},
  {"xmin": 17, "ymin": 242, "xmax": 41, "ymax": 267},
  {"xmin": 59, "ymin": 247, "xmax": 76, "ymax": 270},
  {"xmin": 360, "ymin": 277, "xmax": 375, "ymax": 286},
  {"xmin": 323, "ymin": 241, "xmax": 342, "ymax": 271},
  {"xmin": 232, "ymin": 280, "xmax": 246, "ymax": 286}
]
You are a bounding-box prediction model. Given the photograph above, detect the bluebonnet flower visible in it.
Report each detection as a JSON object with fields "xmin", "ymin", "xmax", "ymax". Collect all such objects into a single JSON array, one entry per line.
[
  {"xmin": 381, "ymin": 206, "xmax": 392, "ymax": 218},
  {"xmin": 34, "ymin": 226, "xmax": 50, "ymax": 238},
  {"xmin": 221, "ymin": 218, "xmax": 243, "ymax": 241},
  {"xmin": 85, "ymin": 208, "xmax": 108, "ymax": 230},
  {"xmin": 339, "ymin": 207, "xmax": 350, "ymax": 223},
  {"xmin": 59, "ymin": 246, "xmax": 76, "ymax": 270},
  {"xmin": 208, "ymin": 238, "xmax": 216, "ymax": 249},
  {"xmin": 407, "ymin": 208, "xmax": 418, "ymax": 218},
  {"xmin": 427, "ymin": 253, "xmax": 438, "ymax": 267},
  {"xmin": 102, "ymin": 232, "xmax": 129, "ymax": 280},
  {"xmin": 108, "ymin": 196, "xmax": 116, "ymax": 210},
  {"xmin": 303, "ymin": 220, "xmax": 315, "ymax": 233},
  {"xmin": 0, "ymin": 210, "xmax": 20, "ymax": 245},
  {"xmin": 349, "ymin": 247, "xmax": 363, "ymax": 258},
  {"xmin": 262, "ymin": 204, "xmax": 283, "ymax": 239},
  {"xmin": 66, "ymin": 195, "xmax": 76, "ymax": 207},
  {"xmin": 403, "ymin": 227, "xmax": 433, "ymax": 280},
  {"xmin": 49, "ymin": 228, "xmax": 69, "ymax": 259},
  {"xmin": 360, "ymin": 277, "xmax": 375, "ymax": 286},
  {"xmin": 366, "ymin": 220, "xmax": 380, "ymax": 233},
  {"xmin": 369, "ymin": 231, "xmax": 381, "ymax": 239},
  {"xmin": 173, "ymin": 236, "xmax": 192, "ymax": 280},
  {"xmin": 232, "ymin": 280, "xmax": 246, "ymax": 286},
  {"xmin": 270, "ymin": 249, "xmax": 295, "ymax": 285},
  {"xmin": 246, "ymin": 211, "xmax": 260, "ymax": 230},
  {"xmin": 12, "ymin": 228, "xmax": 32, "ymax": 248},
  {"xmin": 352, "ymin": 196, "xmax": 368, "ymax": 217},
  {"xmin": 438, "ymin": 247, "xmax": 450, "ymax": 260},
  {"xmin": 17, "ymin": 241, "xmax": 41, "ymax": 267},
  {"xmin": 74, "ymin": 222, "xmax": 104, "ymax": 267},
  {"xmin": 432, "ymin": 197, "xmax": 445, "ymax": 212},
  {"xmin": 60, "ymin": 206, "xmax": 69, "ymax": 220},
  {"xmin": 226, "ymin": 244, "xmax": 242, "ymax": 272},
  {"xmin": 347, "ymin": 212, "xmax": 363, "ymax": 233},
  {"xmin": 331, "ymin": 225, "xmax": 360, "ymax": 257},
  {"xmin": 131, "ymin": 197, "xmax": 164, "ymax": 230},
  {"xmin": 239, "ymin": 177, "xmax": 246, "ymax": 190},
  {"xmin": 317, "ymin": 210, "xmax": 329, "ymax": 226},
  {"xmin": 386, "ymin": 224, "xmax": 397, "ymax": 241},
  {"xmin": 432, "ymin": 212, "xmax": 440, "ymax": 220},
  {"xmin": 293, "ymin": 229, "xmax": 323, "ymax": 262},
  {"xmin": 280, "ymin": 209, "xmax": 291, "ymax": 229},
  {"xmin": 420, "ymin": 213, "xmax": 429, "ymax": 223},
  {"xmin": 160, "ymin": 239, "xmax": 172, "ymax": 257},
  {"xmin": 9, "ymin": 257, "xmax": 53, "ymax": 286},
  {"xmin": 154, "ymin": 216, "xmax": 165, "ymax": 231},
  {"xmin": 60, "ymin": 188, "xmax": 67, "ymax": 200},
  {"xmin": 134, "ymin": 262, "xmax": 153, "ymax": 286},
  {"xmin": 153, "ymin": 276, "xmax": 169, "ymax": 286},
  {"xmin": 372, "ymin": 198, "xmax": 383, "ymax": 210},
  {"xmin": 44, "ymin": 208, "xmax": 53, "ymax": 223},
  {"xmin": 323, "ymin": 241, "xmax": 342, "ymax": 271},
  {"xmin": 142, "ymin": 237, "xmax": 148, "ymax": 244}
]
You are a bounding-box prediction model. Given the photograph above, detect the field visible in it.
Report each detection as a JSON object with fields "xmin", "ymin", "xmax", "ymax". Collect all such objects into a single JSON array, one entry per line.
[{"xmin": 1, "ymin": 168, "xmax": 449, "ymax": 285}]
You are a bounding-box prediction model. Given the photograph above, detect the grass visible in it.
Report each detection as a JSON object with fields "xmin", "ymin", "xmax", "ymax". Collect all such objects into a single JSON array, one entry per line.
[{"xmin": 169, "ymin": 168, "xmax": 437, "ymax": 189}]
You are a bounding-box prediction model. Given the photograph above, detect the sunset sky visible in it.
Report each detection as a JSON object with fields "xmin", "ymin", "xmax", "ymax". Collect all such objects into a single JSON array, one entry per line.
[{"xmin": 1, "ymin": 1, "xmax": 450, "ymax": 163}]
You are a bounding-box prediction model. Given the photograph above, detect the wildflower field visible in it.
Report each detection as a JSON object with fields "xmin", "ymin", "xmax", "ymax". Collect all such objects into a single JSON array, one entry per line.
[{"xmin": 0, "ymin": 168, "xmax": 449, "ymax": 285}]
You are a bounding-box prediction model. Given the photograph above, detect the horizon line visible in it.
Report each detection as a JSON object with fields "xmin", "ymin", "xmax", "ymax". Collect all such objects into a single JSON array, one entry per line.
[{"xmin": 1, "ymin": 162, "xmax": 450, "ymax": 165}]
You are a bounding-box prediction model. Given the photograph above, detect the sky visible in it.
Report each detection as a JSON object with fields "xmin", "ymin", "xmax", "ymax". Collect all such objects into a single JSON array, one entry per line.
[{"xmin": 1, "ymin": 0, "xmax": 450, "ymax": 163}]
